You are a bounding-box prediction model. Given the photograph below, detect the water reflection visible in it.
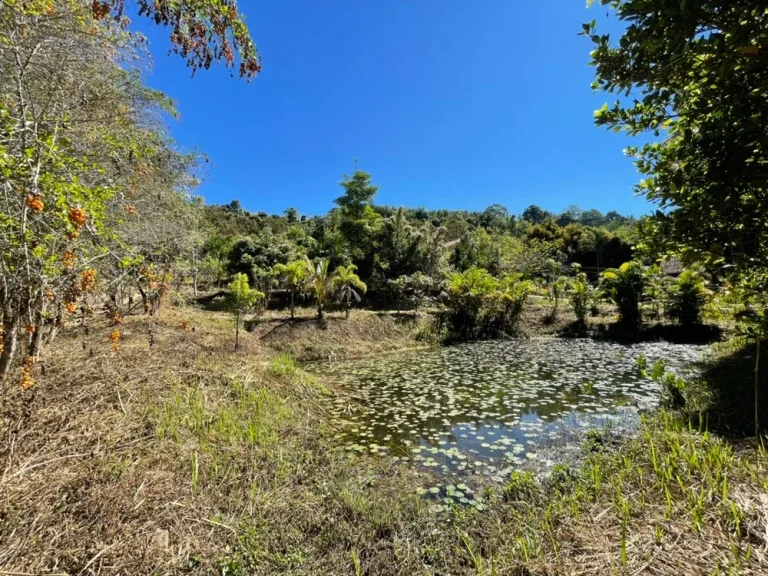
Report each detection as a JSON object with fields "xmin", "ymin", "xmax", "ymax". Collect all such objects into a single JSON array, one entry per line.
[{"xmin": 315, "ymin": 339, "xmax": 704, "ymax": 481}]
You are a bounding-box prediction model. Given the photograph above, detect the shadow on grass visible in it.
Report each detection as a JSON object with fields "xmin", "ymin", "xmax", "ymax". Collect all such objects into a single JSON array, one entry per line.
[
  {"xmin": 375, "ymin": 310, "xmax": 426, "ymax": 326},
  {"xmin": 585, "ymin": 321, "xmax": 724, "ymax": 345},
  {"xmin": 193, "ymin": 291, "xmax": 229, "ymax": 312},
  {"xmin": 690, "ymin": 339, "xmax": 768, "ymax": 438}
]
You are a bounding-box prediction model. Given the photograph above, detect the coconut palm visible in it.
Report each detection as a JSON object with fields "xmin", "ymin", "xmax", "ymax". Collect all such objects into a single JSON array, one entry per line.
[
  {"xmin": 272, "ymin": 260, "xmax": 309, "ymax": 319},
  {"xmin": 333, "ymin": 264, "xmax": 367, "ymax": 319},
  {"xmin": 305, "ymin": 256, "xmax": 333, "ymax": 320}
]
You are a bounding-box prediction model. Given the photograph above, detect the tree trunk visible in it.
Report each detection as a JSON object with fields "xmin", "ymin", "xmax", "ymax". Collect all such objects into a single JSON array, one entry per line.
[
  {"xmin": 290, "ymin": 289, "xmax": 295, "ymax": 320},
  {"xmin": 235, "ymin": 311, "xmax": 240, "ymax": 350},
  {"xmin": 192, "ymin": 247, "xmax": 199, "ymax": 296},
  {"xmin": 138, "ymin": 282, "xmax": 149, "ymax": 314},
  {"xmin": 317, "ymin": 302, "xmax": 323, "ymax": 321},
  {"xmin": 756, "ymin": 339, "xmax": 761, "ymax": 440},
  {"xmin": 0, "ymin": 314, "xmax": 20, "ymax": 381},
  {"xmin": 29, "ymin": 307, "xmax": 44, "ymax": 361},
  {"xmin": 346, "ymin": 291, "xmax": 350, "ymax": 319}
]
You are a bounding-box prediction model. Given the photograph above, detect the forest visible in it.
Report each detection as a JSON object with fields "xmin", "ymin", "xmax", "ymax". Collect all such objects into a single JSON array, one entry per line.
[{"xmin": 1, "ymin": 1, "xmax": 768, "ymax": 575}]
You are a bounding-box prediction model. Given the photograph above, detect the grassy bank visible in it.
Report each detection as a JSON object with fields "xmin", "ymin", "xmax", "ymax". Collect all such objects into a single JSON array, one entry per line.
[
  {"xmin": 1, "ymin": 307, "xmax": 766, "ymax": 575},
  {"xmin": 250, "ymin": 307, "xmax": 434, "ymax": 362}
]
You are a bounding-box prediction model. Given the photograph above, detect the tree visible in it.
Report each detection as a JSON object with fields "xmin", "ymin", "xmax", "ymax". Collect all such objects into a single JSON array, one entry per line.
[
  {"xmin": 585, "ymin": 1, "xmax": 768, "ymax": 273},
  {"xmin": 284, "ymin": 207, "xmax": 299, "ymax": 223},
  {"xmin": 388, "ymin": 273, "xmax": 433, "ymax": 314},
  {"xmin": 479, "ymin": 204, "xmax": 511, "ymax": 231},
  {"xmin": 272, "ymin": 260, "xmax": 309, "ymax": 319},
  {"xmin": 0, "ymin": 0, "xmax": 261, "ymax": 381},
  {"xmin": 305, "ymin": 257, "xmax": 333, "ymax": 320},
  {"xmin": 522, "ymin": 205, "xmax": 550, "ymax": 224},
  {"xmin": 333, "ymin": 265, "xmax": 367, "ymax": 319},
  {"xmin": 580, "ymin": 209, "xmax": 605, "ymax": 228},
  {"xmin": 580, "ymin": 228, "xmax": 613, "ymax": 274},
  {"xmin": 102, "ymin": 0, "xmax": 262, "ymax": 79},
  {"xmin": 226, "ymin": 273, "xmax": 264, "ymax": 350},
  {"xmin": 334, "ymin": 171, "xmax": 379, "ymax": 220}
]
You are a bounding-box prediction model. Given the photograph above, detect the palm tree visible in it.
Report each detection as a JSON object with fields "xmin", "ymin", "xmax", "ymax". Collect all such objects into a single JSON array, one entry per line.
[
  {"xmin": 272, "ymin": 260, "xmax": 309, "ymax": 319},
  {"xmin": 580, "ymin": 228, "xmax": 613, "ymax": 274},
  {"xmin": 305, "ymin": 256, "xmax": 333, "ymax": 320},
  {"xmin": 333, "ymin": 264, "xmax": 367, "ymax": 319}
]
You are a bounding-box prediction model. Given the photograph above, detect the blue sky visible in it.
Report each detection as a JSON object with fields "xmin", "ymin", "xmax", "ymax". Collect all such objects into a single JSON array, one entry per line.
[{"xmin": 136, "ymin": 0, "xmax": 651, "ymax": 218}]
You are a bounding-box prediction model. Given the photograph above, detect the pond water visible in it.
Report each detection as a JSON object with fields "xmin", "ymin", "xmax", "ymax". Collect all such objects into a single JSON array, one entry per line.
[{"xmin": 315, "ymin": 339, "xmax": 704, "ymax": 491}]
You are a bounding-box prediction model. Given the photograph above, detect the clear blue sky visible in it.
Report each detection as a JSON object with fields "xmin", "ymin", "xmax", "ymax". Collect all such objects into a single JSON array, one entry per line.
[{"xmin": 136, "ymin": 0, "xmax": 650, "ymax": 218}]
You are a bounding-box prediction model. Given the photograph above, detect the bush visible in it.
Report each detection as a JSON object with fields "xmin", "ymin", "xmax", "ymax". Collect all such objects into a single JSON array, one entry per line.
[
  {"xmin": 442, "ymin": 268, "xmax": 533, "ymax": 341},
  {"xmin": 665, "ymin": 269, "xmax": 709, "ymax": 328},
  {"xmin": 570, "ymin": 270, "xmax": 593, "ymax": 326},
  {"xmin": 503, "ymin": 471, "xmax": 539, "ymax": 502},
  {"xmin": 486, "ymin": 274, "xmax": 535, "ymax": 333},
  {"xmin": 443, "ymin": 268, "xmax": 497, "ymax": 340},
  {"xmin": 601, "ymin": 262, "xmax": 645, "ymax": 327}
]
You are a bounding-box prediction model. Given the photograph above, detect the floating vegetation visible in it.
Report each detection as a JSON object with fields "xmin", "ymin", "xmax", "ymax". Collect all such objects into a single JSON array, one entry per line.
[{"xmin": 314, "ymin": 339, "xmax": 703, "ymax": 489}]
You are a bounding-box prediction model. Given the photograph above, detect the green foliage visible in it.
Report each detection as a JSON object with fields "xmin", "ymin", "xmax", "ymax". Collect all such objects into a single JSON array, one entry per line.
[
  {"xmin": 443, "ymin": 268, "xmax": 498, "ymax": 341},
  {"xmin": 579, "ymin": 227, "xmax": 613, "ymax": 273},
  {"xmin": 442, "ymin": 268, "xmax": 533, "ymax": 341},
  {"xmin": 665, "ymin": 269, "xmax": 710, "ymax": 328},
  {"xmin": 305, "ymin": 257, "xmax": 334, "ymax": 320},
  {"xmin": 643, "ymin": 265, "xmax": 670, "ymax": 320},
  {"xmin": 522, "ymin": 205, "xmax": 551, "ymax": 224},
  {"xmin": 333, "ymin": 264, "xmax": 367, "ymax": 318},
  {"xmin": 503, "ymin": 471, "xmax": 539, "ymax": 502},
  {"xmin": 228, "ymin": 235, "xmax": 302, "ymax": 290},
  {"xmin": 334, "ymin": 171, "xmax": 379, "ymax": 220},
  {"xmin": 388, "ymin": 272, "xmax": 434, "ymax": 312},
  {"xmin": 570, "ymin": 269, "xmax": 595, "ymax": 327},
  {"xmin": 548, "ymin": 275, "xmax": 568, "ymax": 316},
  {"xmin": 271, "ymin": 352, "xmax": 298, "ymax": 376},
  {"xmin": 586, "ymin": 0, "xmax": 768, "ymax": 273},
  {"xmin": 227, "ymin": 273, "xmax": 264, "ymax": 315},
  {"xmin": 601, "ymin": 262, "xmax": 645, "ymax": 327},
  {"xmin": 272, "ymin": 260, "xmax": 310, "ymax": 318},
  {"xmin": 226, "ymin": 273, "xmax": 264, "ymax": 348},
  {"xmin": 488, "ymin": 274, "xmax": 535, "ymax": 332}
]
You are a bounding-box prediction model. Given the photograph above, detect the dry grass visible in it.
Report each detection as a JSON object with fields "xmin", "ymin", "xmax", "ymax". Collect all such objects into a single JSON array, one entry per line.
[
  {"xmin": 252, "ymin": 307, "xmax": 432, "ymax": 361},
  {"xmin": 1, "ymin": 305, "xmax": 767, "ymax": 575}
]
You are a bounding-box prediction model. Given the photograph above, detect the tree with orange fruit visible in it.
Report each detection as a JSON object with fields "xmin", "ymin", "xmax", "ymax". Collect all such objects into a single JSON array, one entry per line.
[{"xmin": 0, "ymin": 0, "xmax": 261, "ymax": 382}]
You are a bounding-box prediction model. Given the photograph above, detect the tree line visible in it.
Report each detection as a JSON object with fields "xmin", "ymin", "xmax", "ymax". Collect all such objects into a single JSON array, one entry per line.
[{"xmin": 198, "ymin": 175, "xmax": 639, "ymax": 310}]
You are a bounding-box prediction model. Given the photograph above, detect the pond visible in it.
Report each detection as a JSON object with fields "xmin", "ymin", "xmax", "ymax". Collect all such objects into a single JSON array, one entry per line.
[{"xmin": 315, "ymin": 339, "xmax": 705, "ymax": 491}]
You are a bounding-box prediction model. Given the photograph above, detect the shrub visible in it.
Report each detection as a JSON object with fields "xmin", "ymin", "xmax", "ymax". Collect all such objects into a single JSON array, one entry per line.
[
  {"xmin": 503, "ymin": 471, "xmax": 539, "ymax": 502},
  {"xmin": 570, "ymin": 270, "xmax": 594, "ymax": 326},
  {"xmin": 442, "ymin": 269, "xmax": 533, "ymax": 340},
  {"xmin": 388, "ymin": 272, "xmax": 434, "ymax": 313},
  {"xmin": 443, "ymin": 268, "xmax": 497, "ymax": 340},
  {"xmin": 601, "ymin": 261, "xmax": 645, "ymax": 327},
  {"xmin": 548, "ymin": 275, "xmax": 568, "ymax": 319},
  {"xmin": 226, "ymin": 273, "xmax": 265, "ymax": 350},
  {"xmin": 486, "ymin": 274, "xmax": 535, "ymax": 333},
  {"xmin": 665, "ymin": 269, "xmax": 709, "ymax": 328}
]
